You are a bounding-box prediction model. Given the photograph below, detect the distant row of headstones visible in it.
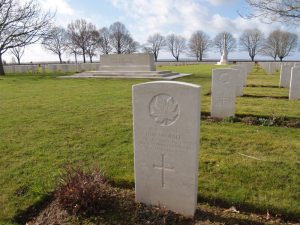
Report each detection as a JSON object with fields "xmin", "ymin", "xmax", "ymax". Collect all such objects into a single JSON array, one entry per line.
[
  {"xmin": 279, "ymin": 64, "xmax": 300, "ymax": 100},
  {"xmin": 260, "ymin": 62, "xmax": 300, "ymax": 100},
  {"xmin": 3, "ymin": 63, "xmax": 101, "ymax": 74}
]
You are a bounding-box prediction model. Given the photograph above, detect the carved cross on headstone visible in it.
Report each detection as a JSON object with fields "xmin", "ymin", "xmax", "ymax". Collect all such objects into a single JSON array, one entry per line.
[{"xmin": 153, "ymin": 154, "xmax": 174, "ymax": 188}]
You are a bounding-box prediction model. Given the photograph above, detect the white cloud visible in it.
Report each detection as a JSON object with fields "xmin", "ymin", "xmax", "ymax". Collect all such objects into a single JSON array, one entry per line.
[
  {"xmin": 207, "ymin": 0, "xmax": 237, "ymax": 6},
  {"xmin": 38, "ymin": 0, "xmax": 75, "ymax": 16}
]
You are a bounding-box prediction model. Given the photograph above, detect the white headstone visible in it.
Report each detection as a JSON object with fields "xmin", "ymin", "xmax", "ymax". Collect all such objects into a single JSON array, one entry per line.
[
  {"xmin": 21, "ymin": 65, "xmax": 28, "ymax": 73},
  {"xmin": 268, "ymin": 63, "xmax": 276, "ymax": 75},
  {"xmin": 133, "ymin": 81, "xmax": 201, "ymax": 217},
  {"xmin": 50, "ymin": 64, "xmax": 57, "ymax": 72},
  {"xmin": 232, "ymin": 65, "xmax": 247, "ymax": 86},
  {"xmin": 211, "ymin": 69, "xmax": 237, "ymax": 118},
  {"xmin": 62, "ymin": 64, "xmax": 69, "ymax": 72},
  {"xmin": 42, "ymin": 64, "xmax": 46, "ymax": 73},
  {"xmin": 280, "ymin": 64, "xmax": 292, "ymax": 88},
  {"xmin": 289, "ymin": 67, "xmax": 300, "ymax": 100}
]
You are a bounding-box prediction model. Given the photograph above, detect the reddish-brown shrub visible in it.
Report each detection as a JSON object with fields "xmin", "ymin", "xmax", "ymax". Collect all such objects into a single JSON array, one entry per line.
[{"xmin": 56, "ymin": 166, "xmax": 115, "ymax": 216}]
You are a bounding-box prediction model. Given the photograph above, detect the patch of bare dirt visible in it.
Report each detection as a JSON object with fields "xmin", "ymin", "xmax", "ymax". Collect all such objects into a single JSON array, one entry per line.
[{"xmin": 26, "ymin": 187, "xmax": 300, "ymax": 225}]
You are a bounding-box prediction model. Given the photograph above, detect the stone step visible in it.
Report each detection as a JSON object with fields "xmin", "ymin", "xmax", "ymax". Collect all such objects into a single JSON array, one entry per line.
[
  {"xmin": 87, "ymin": 70, "xmax": 174, "ymax": 76},
  {"xmin": 60, "ymin": 72, "xmax": 191, "ymax": 80}
]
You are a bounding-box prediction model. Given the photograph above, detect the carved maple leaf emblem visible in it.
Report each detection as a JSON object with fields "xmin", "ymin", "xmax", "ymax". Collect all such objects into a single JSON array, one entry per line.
[{"xmin": 150, "ymin": 94, "xmax": 179, "ymax": 126}]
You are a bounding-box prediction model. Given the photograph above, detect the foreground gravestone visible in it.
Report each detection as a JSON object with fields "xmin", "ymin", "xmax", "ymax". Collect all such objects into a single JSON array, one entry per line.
[
  {"xmin": 280, "ymin": 64, "xmax": 292, "ymax": 88},
  {"xmin": 133, "ymin": 81, "xmax": 201, "ymax": 217},
  {"xmin": 289, "ymin": 67, "xmax": 300, "ymax": 100},
  {"xmin": 211, "ymin": 69, "xmax": 237, "ymax": 118}
]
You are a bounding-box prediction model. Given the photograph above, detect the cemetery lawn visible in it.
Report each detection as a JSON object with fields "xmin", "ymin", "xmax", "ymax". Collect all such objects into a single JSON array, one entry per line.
[{"xmin": 0, "ymin": 65, "xmax": 299, "ymax": 224}]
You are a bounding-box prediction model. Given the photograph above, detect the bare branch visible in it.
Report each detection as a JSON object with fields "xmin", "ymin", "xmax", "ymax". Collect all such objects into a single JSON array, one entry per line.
[
  {"xmin": 189, "ymin": 30, "xmax": 211, "ymax": 61},
  {"xmin": 144, "ymin": 33, "xmax": 166, "ymax": 61},
  {"xmin": 166, "ymin": 34, "xmax": 186, "ymax": 61},
  {"xmin": 42, "ymin": 26, "xmax": 68, "ymax": 63},
  {"xmin": 242, "ymin": 0, "xmax": 300, "ymax": 24},
  {"xmin": 239, "ymin": 28, "xmax": 264, "ymax": 61}
]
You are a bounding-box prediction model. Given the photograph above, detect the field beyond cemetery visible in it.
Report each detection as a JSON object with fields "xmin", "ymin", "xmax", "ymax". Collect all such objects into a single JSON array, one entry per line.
[{"xmin": 0, "ymin": 64, "xmax": 299, "ymax": 224}]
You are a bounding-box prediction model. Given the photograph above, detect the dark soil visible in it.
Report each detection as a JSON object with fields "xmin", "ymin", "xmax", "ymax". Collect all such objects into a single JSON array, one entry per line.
[
  {"xmin": 25, "ymin": 187, "xmax": 299, "ymax": 225},
  {"xmin": 201, "ymin": 112, "xmax": 300, "ymax": 128}
]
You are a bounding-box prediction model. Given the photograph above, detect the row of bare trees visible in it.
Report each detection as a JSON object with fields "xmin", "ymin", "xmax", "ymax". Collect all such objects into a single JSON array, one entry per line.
[
  {"xmin": 144, "ymin": 29, "xmax": 298, "ymax": 62},
  {"xmin": 41, "ymin": 20, "xmax": 139, "ymax": 64}
]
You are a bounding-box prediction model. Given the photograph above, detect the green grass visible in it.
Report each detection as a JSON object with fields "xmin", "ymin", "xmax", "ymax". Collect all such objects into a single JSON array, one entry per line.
[{"xmin": 0, "ymin": 65, "xmax": 299, "ymax": 224}]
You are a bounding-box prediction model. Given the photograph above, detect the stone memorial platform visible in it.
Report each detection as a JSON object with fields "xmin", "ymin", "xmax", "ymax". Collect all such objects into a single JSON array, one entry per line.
[{"xmin": 62, "ymin": 53, "xmax": 190, "ymax": 80}]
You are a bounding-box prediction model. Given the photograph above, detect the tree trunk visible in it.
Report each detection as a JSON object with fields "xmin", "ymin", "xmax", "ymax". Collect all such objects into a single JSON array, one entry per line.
[
  {"xmin": 199, "ymin": 54, "xmax": 203, "ymax": 62},
  {"xmin": 59, "ymin": 53, "xmax": 62, "ymax": 64},
  {"xmin": 0, "ymin": 53, "xmax": 5, "ymax": 75},
  {"xmin": 89, "ymin": 55, "xmax": 93, "ymax": 63},
  {"xmin": 279, "ymin": 57, "xmax": 283, "ymax": 62},
  {"xmin": 176, "ymin": 56, "xmax": 179, "ymax": 62},
  {"xmin": 251, "ymin": 55, "xmax": 254, "ymax": 61},
  {"xmin": 17, "ymin": 57, "xmax": 21, "ymax": 65},
  {"xmin": 154, "ymin": 53, "xmax": 158, "ymax": 62}
]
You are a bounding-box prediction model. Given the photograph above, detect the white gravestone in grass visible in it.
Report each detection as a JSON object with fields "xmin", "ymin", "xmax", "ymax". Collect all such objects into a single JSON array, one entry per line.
[
  {"xmin": 280, "ymin": 64, "xmax": 292, "ymax": 88},
  {"xmin": 133, "ymin": 81, "xmax": 201, "ymax": 217},
  {"xmin": 232, "ymin": 65, "xmax": 248, "ymax": 86},
  {"xmin": 289, "ymin": 67, "xmax": 300, "ymax": 100},
  {"xmin": 211, "ymin": 68, "xmax": 238, "ymax": 118},
  {"xmin": 230, "ymin": 66, "xmax": 244, "ymax": 96}
]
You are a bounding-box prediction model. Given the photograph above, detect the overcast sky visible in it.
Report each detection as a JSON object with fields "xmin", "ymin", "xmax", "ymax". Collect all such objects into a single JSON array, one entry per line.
[{"xmin": 3, "ymin": 0, "xmax": 299, "ymax": 63}]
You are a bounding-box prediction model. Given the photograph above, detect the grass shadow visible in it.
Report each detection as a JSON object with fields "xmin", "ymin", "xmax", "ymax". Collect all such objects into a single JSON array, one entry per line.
[
  {"xmin": 197, "ymin": 195, "xmax": 300, "ymax": 223},
  {"xmin": 246, "ymin": 84, "xmax": 279, "ymax": 88},
  {"xmin": 241, "ymin": 94, "xmax": 288, "ymax": 99},
  {"xmin": 13, "ymin": 194, "xmax": 54, "ymax": 224}
]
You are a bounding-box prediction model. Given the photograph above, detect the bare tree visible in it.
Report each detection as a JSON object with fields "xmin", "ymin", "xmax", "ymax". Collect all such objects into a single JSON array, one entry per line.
[
  {"xmin": 262, "ymin": 29, "xmax": 298, "ymax": 61},
  {"xmin": 0, "ymin": 0, "xmax": 53, "ymax": 75},
  {"xmin": 166, "ymin": 34, "xmax": 186, "ymax": 61},
  {"xmin": 99, "ymin": 27, "xmax": 112, "ymax": 55},
  {"xmin": 144, "ymin": 33, "xmax": 166, "ymax": 61},
  {"xmin": 277, "ymin": 30, "xmax": 298, "ymax": 61},
  {"xmin": 66, "ymin": 42, "xmax": 80, "ymax": 63},
  {"xmin": 67, "ymin": 19, "xmax": 97, "ymax": 63},
  {"xmin": 109, "ymin": 22, "xmax": 136, "ymax": 54},
  {"xmin": 86, "ymin": 29, "xmax": 100, "ymax": 63},
  {"xmin": 261, "ymin": 30, "xmax": 280, "ymax": 61},
  {"xmin": 10, "ymin": 44, "xmax": 25, "ymax": 65},
  {"xmin": 189, "ymin": 31, "xmax": 210, "ymax": 61},
  {"xmin": 42, "ymin": 26, "xmax": 67, "ymax": 63},
  {"xmin": 243, "ymin": 0, "xmax": 300, "ymax": 23},
  {"xmin": 214, "ymin": 32, "xmax": 236, "ymax": 56},
  {"xmin": 124, "ymin": 37, "xmax": 139, "ymax": 54},
  {"xmin": 239, "ymin": 28, "xmax": 264, "ymax": 61}
]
